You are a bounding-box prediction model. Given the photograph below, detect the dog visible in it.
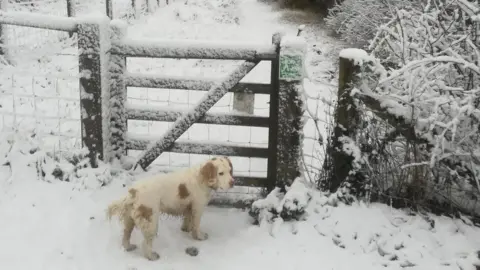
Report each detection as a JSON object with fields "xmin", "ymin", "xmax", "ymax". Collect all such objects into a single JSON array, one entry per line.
[{"xmin": 107, "ymin": 156, "xmax": 235, "ymax": 261}]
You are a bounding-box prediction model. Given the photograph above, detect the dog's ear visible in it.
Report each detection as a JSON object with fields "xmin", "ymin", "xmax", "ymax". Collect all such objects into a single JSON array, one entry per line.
[{"xmin": 200, "ymin": 161, "xmax": 217, "ymax": 185}]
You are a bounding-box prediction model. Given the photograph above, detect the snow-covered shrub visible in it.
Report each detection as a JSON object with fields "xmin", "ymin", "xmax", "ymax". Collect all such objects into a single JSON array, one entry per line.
[
  {"xmin": 325, "ymin": 0, "xmax": 420, "ymax": 48},
  {"xmin": 336, "ymin": 0, "xmax": 480, "ymax": 217},
  {"xmin": 35, "ymin": 147, "xmax": 132, "ymax": 189},
  {"xmin": 249, "ymin": 177, "xmax": 313, "ymax": 224}
]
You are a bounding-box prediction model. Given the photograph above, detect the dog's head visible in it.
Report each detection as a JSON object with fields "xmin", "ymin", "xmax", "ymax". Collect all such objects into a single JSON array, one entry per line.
[{"xmin": 199, "ymin": 156, "xmax": 234, "ymax": 191}]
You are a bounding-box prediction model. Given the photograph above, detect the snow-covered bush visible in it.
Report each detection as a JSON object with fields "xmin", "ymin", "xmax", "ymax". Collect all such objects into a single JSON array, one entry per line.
[
  {"xmin": 332, "ymin": 0, "xmax": 480, "ymax": 217},
  {"xmin": 249, "ymin": 177, "xmax": 313, "ymax": 224},
  {"xmin": 35, "ymin": 147, "xmax": 126, "ymax": 189},
  {"xmin": 325, "ymin": 0, "xmax": 420, "ymax": 48},
  {"xmin": 0, "ymin": 131, "xmax": 131, "ymax": 190}
]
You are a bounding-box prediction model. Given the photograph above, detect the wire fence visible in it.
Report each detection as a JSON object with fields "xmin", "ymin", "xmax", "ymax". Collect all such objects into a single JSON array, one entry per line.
[{"xmin": 1, "ymin": 0, "xmax": 173, "ymax": 63}]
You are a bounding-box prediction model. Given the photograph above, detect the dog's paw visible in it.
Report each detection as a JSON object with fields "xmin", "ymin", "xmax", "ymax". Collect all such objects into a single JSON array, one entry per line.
[
  {"xmin": 124, "ymin": 244, "xmax": 137, "ymax": 252},
  {"xmin": 193, "ymin": 231, "xmax": 209, "ymax": 241},
  {"xmin": 146, "ymin": 252, "xmax": 160, "ymax": 261}
]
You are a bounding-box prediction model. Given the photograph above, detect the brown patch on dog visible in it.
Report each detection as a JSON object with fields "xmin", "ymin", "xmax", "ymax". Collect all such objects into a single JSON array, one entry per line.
[
  {"xmin": 137, "ymin": 204, "xmax": 153, "ymax": 221},
  {"xmin": 200, "ymin": 161, "xmax": 218, "ymax": 188},
  {"xmin": 178, "ymin": 183, "xmax": 190, "ymax": 199},
  {"xmin": 128, "ymin": 188, "xmax": 137, "ymax": 198},
  {"xmin": 224, "ymin": 156, "xmax": 233, "ymax": 175}
]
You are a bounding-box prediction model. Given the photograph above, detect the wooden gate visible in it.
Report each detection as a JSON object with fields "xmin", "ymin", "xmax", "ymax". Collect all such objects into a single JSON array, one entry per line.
[{"xmin": 106, "ymin": 23, "xmax": 306, "ymax": 191}]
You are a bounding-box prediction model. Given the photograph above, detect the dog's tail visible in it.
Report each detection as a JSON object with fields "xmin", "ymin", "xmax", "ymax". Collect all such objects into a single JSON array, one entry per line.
[{"xmin": 106, "ymin": 188, "xmax": 136, "ymax": 221}]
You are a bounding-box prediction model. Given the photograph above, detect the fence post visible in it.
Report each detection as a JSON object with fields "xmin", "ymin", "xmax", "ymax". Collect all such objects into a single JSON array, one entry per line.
[
  {"xmin": 108, "ymin": 20, "xmax": 128, "ymax": 163},
  {"xmin": 77, "ymin": 16, "xmax": 111, "ymax": 167},
  {"xmin": 327, "ymin": 51, "xmax": 363, "ymax": 192},
  {"xmin": 131, "ymin": 0, "xmax": 138, "ymax": 19},
  {"xmin": 66, "ymin": 0, "xmax": 75, "ymax": 37},
  {"xmin": 146, "ymin": 0, "xmax": 153, "ymax": 13},
  {"xmin": 233, "ymin": 90, "xmax": 254, "ymax": 114},
  {"xmin": 0, "ymin": 0, "xmax": 8, "ymax": 62},
  {"xmin": 106, "ymin": 0, "xmax": 113, "ymax": 19},
  {"xmin": 266, "ymin": 32, "xmax": 282, "ymax": 192},
  {"xmin": 274, "ymin": 35, "xmax": 306, "ymax": 190}
]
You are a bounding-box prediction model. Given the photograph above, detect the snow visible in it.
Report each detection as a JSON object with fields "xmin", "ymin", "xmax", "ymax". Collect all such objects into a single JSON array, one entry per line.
[
  {"xmin": 339, "ymin": 48, "xmax": 375, "ymax": 66},
  {"xmin": 280, "ymin": 35, "xmax": 307, "ymax": 52},
  {"xmin": 126, "ymin": 101, "xmax": 269, "ymax": 124},
  {"xmin": 125, "ymin": 72, "xmax": 218, "ymax": 89},
  {"xmin": 0, "ymin": 10, "xmax": 77, "ymax": 32},
  {"xmin": 112, "ymin": 37, "xmax": 275, "ymax": 59},
  {"xmin": 2, "ymin": 135, "xmax": 480, "ymax": 269}
]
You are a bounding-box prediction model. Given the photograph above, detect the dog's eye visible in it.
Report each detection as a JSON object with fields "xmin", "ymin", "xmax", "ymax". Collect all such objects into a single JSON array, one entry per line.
[{"xmin": 219, "ymin": 172, "xmax": 224, "ymax": 176}]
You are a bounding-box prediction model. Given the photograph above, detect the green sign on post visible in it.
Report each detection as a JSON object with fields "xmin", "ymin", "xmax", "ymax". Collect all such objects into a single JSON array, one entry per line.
[{"xmin": 279, "ymin": 54, "xmax": 303, "ymax": 81}]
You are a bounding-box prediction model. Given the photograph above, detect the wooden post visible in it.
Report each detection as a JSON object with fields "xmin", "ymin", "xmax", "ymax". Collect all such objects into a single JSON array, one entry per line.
[
  {"xmin": 275, "ymin": 35, "xmax": 306, "ymax": 189},
  {"xmin": 131, "ymin": 0, "xmax": 137, "ymax": 19},
  {"xmin": 266, "ymin": 32, "xmax": 282, "ymax": 192},
  {"xmin": 0, "ymin": 0, "xmax": 8, "ymax": 61},
  {"xmin": 233, "ymin": 92, "xmax": 254, "ymax": 114},
  {"xmin": 106, "ymin": 0, "xmax": 113, "ymax": 19},
  {"xmin": 146, "ymin": 0, "xmax": 153, "ymax": 13},
  {"xmin": 66, "ymin": 0, "xmax": 75, "ymax": 37},
  {"xmin": 77, "ymin": 17, "xmax": 111, "ymax": 167},
  {"xmin": 327, "ymin": 51, "xmax": 362, "ymax": 192},
  {"xmin": 108, "ymin": 20, "xmax": 128, "ymax": 163}
]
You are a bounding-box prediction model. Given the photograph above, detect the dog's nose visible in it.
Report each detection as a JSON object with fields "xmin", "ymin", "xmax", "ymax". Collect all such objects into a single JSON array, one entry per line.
[{"xmin": 229, "ymin": 178, "xmax": 234, "ymax": 187}]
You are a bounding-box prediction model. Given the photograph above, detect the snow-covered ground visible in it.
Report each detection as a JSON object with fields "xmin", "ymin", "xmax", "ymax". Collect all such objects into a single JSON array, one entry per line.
[
  {"xmin": 1, "ymin": 132, "xmax": 480, "ymax": 270},
  {"xmin": 2, "ymin": 0, "xmax": 480, "ymax": 269}
]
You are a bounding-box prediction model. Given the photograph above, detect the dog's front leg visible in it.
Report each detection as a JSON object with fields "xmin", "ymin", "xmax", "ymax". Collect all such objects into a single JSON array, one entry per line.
[
  {"xmin": 181, "ymin": 205, "xmax": 193, "ymax": 232},
  {"xmin": 191, "ymin": 204, "xmax": 208, "ymax": 241}
]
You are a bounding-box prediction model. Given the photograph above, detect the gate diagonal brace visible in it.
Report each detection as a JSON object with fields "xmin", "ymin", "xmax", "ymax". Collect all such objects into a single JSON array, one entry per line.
[{"xmin": 134, "ymin": 60, "xmax": 259, "ymax": 170}]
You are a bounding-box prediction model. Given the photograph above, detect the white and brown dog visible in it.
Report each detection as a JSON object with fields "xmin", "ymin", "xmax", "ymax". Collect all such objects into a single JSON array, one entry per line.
[{"xmin": 107, "ymin": 156, "xmax": 235, "ymax": 261}]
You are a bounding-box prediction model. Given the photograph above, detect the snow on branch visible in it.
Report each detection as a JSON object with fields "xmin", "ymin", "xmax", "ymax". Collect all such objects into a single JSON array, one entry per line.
[{"xmin": 347, "ymin": 0, "xmax": 480, "ymax": 215}]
